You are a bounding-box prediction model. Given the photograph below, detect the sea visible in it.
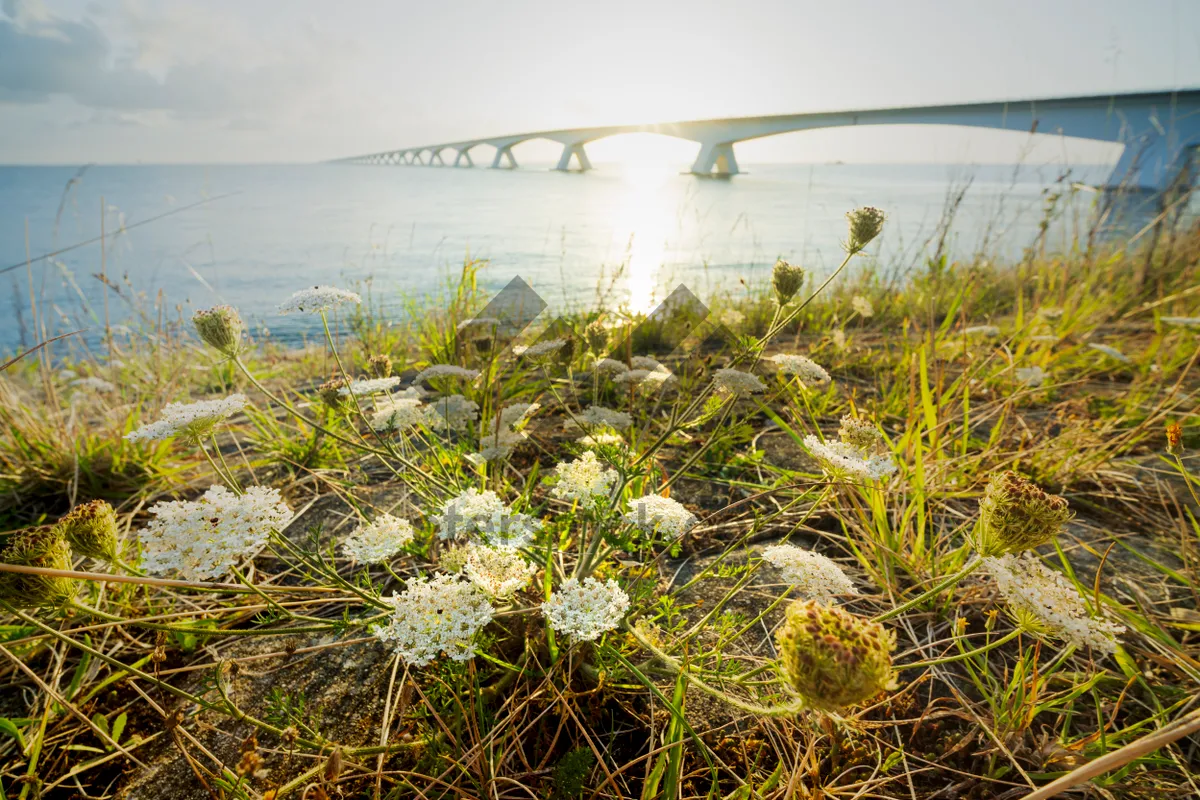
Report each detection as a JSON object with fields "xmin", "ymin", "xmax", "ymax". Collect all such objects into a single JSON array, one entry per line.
[{"xmin": 0, "ymin": 161, "xmax": 1141, "ymax": 355}]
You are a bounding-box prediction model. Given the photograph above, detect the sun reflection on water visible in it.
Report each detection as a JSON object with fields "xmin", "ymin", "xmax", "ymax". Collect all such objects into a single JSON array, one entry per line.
[{"xmin": 611, "ymin": 163, "xmax": 676, "ymax": 315}]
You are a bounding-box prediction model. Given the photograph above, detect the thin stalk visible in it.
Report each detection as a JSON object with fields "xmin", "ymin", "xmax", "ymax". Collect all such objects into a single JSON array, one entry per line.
[
  {"xmin": 902, "ymin": 628, "xmax": 1022, "ymax": 669},
  {"xmin": 871, "ymin": 555, "xmax": 982, "ymax": 623}
]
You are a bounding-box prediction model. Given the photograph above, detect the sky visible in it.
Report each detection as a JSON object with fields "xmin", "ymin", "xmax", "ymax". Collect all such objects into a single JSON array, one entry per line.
[{"xmin": 2, "ymin": 0, "xmax": 1199, "ymax": 165}]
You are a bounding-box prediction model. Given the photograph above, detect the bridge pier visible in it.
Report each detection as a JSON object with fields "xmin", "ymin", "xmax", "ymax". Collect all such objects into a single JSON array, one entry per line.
[
  {"xmin": 491, "ymin": 145, "xmax": 518, "ymax": 169},
  {"xmin": 691, "ymin": 142, "xmax": 739, "ymax": 176},
  {"xmin": 554, "ymin": 142, "xmax": 593, "ymax": 172},
  {"xmin": 454, "ymin": 148, "xmax": 475, "ymax": 167},
  {"xmin": 1101, "ymin": 130, "xmax": 1200, "ymax": 214}
]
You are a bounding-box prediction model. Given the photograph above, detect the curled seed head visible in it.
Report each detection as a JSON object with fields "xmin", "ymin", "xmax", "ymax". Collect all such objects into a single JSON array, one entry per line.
[
  {"xmin": 55, "ymin": 499, "xmax": 119, "ymax": 561},
  {"xmin": 776, "ymin": 599, "xmax": 895, "ymax": 711},
  {"xmin": 972, "ymin": 471, "xmax": 1071, "ymax": 556},
  {"xmin": 846, "ymin": 207, "xmax": 886, "ymax": 253},
  {"xmin": 317, "ymin": 377, "xmax": 350, "ymax": 410},
  {"xmin": 0, "ymin": 527, "xmax": 76, "ymax": 609},
  {"xmin": 192, "ymin": 305, "xmax": 245, "ymax": 359},
  {"xmin": 367, "ymin": 354, "xmax": 393, "ymax": 379},
  {"xmin": 584, "ymin": 320, "xmax": 609, "ymax": 355},
  {"xmin": 772, "ymin": 259, "xmax": 805, "ymax": 305}
]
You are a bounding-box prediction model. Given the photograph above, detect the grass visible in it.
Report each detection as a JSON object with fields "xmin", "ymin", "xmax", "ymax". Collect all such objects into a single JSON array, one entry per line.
[{"xmin": 1, "ymin": 200, "xmax": 1199, "ymax": 800}]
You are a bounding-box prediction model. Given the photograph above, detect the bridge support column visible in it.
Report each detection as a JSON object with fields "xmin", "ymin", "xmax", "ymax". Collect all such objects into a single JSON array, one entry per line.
[
  {"xmin": 691, "ymin": 142, "xmax": 740, "ymax": 176},
  {"xmin": 491, "ymin": 145, "xmax": 518, "ymax": 169},
  {"xmin": 454, "ymin": 148, "xmax": 475, "ymax": 167},
  {"xmin": 554, "ymin": 142, "xmax": 593, "ymax": 172},
  {"xmin": 1102, "ymin": 131, "xmax": 1200, "ymax": 214},
  {"xmin": 430, "ymin": 149, "xmax": 446, "ymax": 166}
]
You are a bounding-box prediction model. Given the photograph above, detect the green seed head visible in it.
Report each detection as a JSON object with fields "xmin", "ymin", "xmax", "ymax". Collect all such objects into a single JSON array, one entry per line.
[
  {"xmin": 317, "ymin": 377, "xmax": 350, "ymax": 410},
  {"xmin": 0, "ymin": 527, "xmax": 76, "ymax": 609},
  {"xmin": 776, "ymin": 599, "xmax": 896, "ymax": 711},
  {"xmin": 557, "ymin": 336, "xmax": 578, "ymax": 365},
  {"xmin": 972, "ymin": 471, "xmax": 1071, "ymax": 556},
  {"xmin": 56, "ymin": 499, "xmax": 119, "ymax": 561},
  {"xmin": 584, "ymin": 320, "xmax": 609, "ymax": 355},
  {"xmin": 772, "ymin": 259, "xmax": 805, "ymax": 305},
  {"xmin": 838, "ymin": 415, "xmax": 882, "ymax": 451},
  {"xmin": 846, "ymin": 207, "xmax": 886, "ymax": 254},
  {"xmin": 367, "ymin": 354, "xmax": 393, "ymax": 379},
  {"xmin": 192, "ymin": 305, "xmax": 245, "ymax": 358}
]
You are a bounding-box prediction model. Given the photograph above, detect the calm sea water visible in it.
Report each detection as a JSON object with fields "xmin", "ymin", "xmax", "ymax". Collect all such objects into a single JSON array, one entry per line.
[{"xmin": 0, "ymin": 161, "xmax": 1119, "ymax": 354}]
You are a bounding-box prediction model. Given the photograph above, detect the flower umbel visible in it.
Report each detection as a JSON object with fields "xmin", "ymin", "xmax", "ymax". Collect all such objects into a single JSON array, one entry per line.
[
  {"xmin": 372, "ymin": 574, "xmax": 494, "ymax": 666},
  {"xmin": 985, "ymin": 553, "xmax": 1125, "ymax": 653},
  {"xmin": 761, "ymin": 544, "xmax": 858, "ymax": 604},
  {"xmin": 770, "ymin": 354, "xmax": 830, "ymax": 387},
  {"xmin": 193, "ymin": 305, "xmax": 245, "ymax": 358},
  {"xmin": 278, "ymin": 286, "xmax": 362, "ymax": 314},
  {"xmin": 776, "ymin": 599, "xmax": 896, "ymax": 711},
  {"xmin": 342, "ymin": 514, "xmax": 415, "ymax": 564},
  {"xmin": 55, "ymin": 499, "xmax": 120, "ymax": 561},
  {"xmin": 845, "ymin": 206, "xmax": 885, "ymax": 254},
  {"xmin": 551, "ymin": 451, "xmax": 618, "ymax": 502},
  {"xmin": 712, "ymin": 368, "xmax": 766, "ymax": 397},
  {"xmin": 772, "ymin": 259, "xmax": 805, "ymax": 305},
  {"xmin": 462, "ymin": 544, "xmax": 536, "ymax": 598},
  {"xmin": 0, "ymin": 528, "xmax": 76, "ymax": 608},
  {"xmin": 624, "ymin": 495, "xmax": 697, "ymax": 539},
  {"xmin": 542, "ymin": 577, "xmax": 630, "ymax": 642},
  {"xmin": 972, "ymin": 471, "xmax": 1071, "ymax": 556},
  {"xmin": 138, "ymin": 485, "xmax": 293, "ymax": 580},
  {"xmin": 125, "ymin": 394, "xmax": 248, "ymax": 443},
  {"xmin": 803, "ymin": 419, "xmax": 895, "ymax": 482}
]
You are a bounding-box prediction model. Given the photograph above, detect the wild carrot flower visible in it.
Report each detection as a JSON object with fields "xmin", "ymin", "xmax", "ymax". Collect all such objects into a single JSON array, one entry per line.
[
  {"xmin": 564, "ymin": 406, "xmax": 632, "ymax": 431},
  {"xmin": 277, "ymin": 286, "xmax": 361, "ymax": 314},
  {"xmin": 631, "ymin": 356, "xmax": 664, "ymax": 371},
  {"xmin": 577, "ymin": 431, "xmax": 627, "ymax": 449},
  {"xmin": 615, "ymin": 369, "xmax": 675, "ymax": 389},
  {"xmin": 0, "ymin": 528, "xmax": 76, "ymax": 608},
  {"xmin": 552, "ymin": 451, "xmax": 618, "ymax": 502},
  {"xmin": 414, "ymin": 365, "xmax": 481, "ymax": 384},
  {"xmin": 770, "ymin": 354, "xmax": 830, "ymax": 386},
  {"xmin": 772, "ymin": 259, "xmax": 805, "ymax": 304},
  {"xmin": 461, "ymin": 544, "xmax": 536, "ymax": 598},
  {"xmin": 425, "ymin": 394, "xmax": 479, "ymax": 431},
  {"xmin": 318, "ymin": 377, "xmax": 350, "ymax": 410},
  {"xmin": 125, "ymin": 394, "xmax": 248, "ymax": 443},
  {"xmin": 192, "ymin": 305, "xmax": 245, "ymax": 357},
  {"xmin": 370, "ymin": 396, "xmax": 429, "ymax": 433},
  {"xmin": 519, "ymin": 338, "xmax": 569, "ymax": 360},
  {"xmin": 593, "ymin": 358, "xmax": 630, "ymax": 376},
  {"xmin": 498, "ymin": 402, "xmax": 539, "ymax": 429},
  {"xmin": 339, "ymin": 377, "xmax": 403, "ymax": 397},
  {"xmin": 985, "ymin": 553, "xmax": 1125, "ymax": 653},
  {"xmin": 851, "ymin": 296, "xmax": 874, "ymax": 318},
  {"xmin": 342, "ymin": 514, "xmax": 415, "ymax": 564},
  {"xmin": 373, "ymin": 575, "xmax": 494, "ymax": 666},
  {"xmin": 434, "ymin": 488, "xmax": 539, "ymax": 548},
  {"xmin": 803, "ymin": 418, "xmax": 895, "ymax": 482},
  {"xmin": 584, "ymin": 320, "xmax": 609, "ymax": 354},
  {"xmin": 624, "ymin": 494, "xmax": 697, "ymax": 538},
  {"xmin": 469, "ymin": 426, "xmax": 528, "ymax": 464},
  {"xmin": 761, "ymin": 544, "xmax": 858, "ymax": 603},
  {"xmin": 845, "ymin": 207, "xmax": 886, "ymax": 253},
  {"xmin": 366, "ymin": 353, "xmax": 393, "ymax": 377},
  {"xmin": 776, "ymin": 599, "xmax": 896, "ymax": 711},
  {"xmin": 542, "ymin": 577, "xmax": 629, "ymax": 642},
  {"xmin": 70, "ymin": 376, "xmax": 117, "ymax": 393},
  {"xmin": 971, "ymin": 471, "xmax": 1070, "ymax": 556},
  {"xmin": 832, "ymin": 329, "xmax": 847, "ymax": 349},
  {"xmin": 964, "ymin": 325, "xmax": 1001, "ymax": 338},
  {"xmin": 138, "ymin": 485, "xmax": 292, "ymax": 580},
  {"xmin": 713, "ymin": 368, "xmax": 766, "ymax": 396},
  {"xmin": 56, "ymin": 499, "xmax": 119, "ymax": 561}
]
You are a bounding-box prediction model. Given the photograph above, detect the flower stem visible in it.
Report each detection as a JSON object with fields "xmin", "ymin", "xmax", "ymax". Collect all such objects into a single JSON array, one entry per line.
[
  {"xmin": 871, "ymin": 555, "xmax": 982, "ymax": 623},
  {"xmin": 901, "ymin": 627, "xmax": 1022, "ymax": 668}
]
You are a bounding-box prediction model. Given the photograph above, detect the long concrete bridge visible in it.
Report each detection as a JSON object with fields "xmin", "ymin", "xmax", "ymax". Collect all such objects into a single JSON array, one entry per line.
[{"xmin": 335, "ymin": 89, "xmax": 1200, "ymax": 200}]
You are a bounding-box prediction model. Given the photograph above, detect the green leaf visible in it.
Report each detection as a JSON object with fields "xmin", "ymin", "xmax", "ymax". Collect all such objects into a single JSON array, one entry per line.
[
  {"xmin": 111, "ymin": 712, "xmax": 127, "ymax": 745},
  {"xmin": 91, "ymin": 711, "xmax": 109, "ymax": 738},
  {"xmin": 0, "ymin": 718, "xmax": 26, "ymax": 751}
]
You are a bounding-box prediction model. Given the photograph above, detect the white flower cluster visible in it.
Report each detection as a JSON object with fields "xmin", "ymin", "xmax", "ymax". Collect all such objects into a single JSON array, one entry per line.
[
  {"xmin": 770, "ymin": 354, "xmax": 830, "ymax": 387},
  {"xmin": 339, "ymin": 377, "xmax": 403, "ymax": 397},
  {"xmin": 373, "ymin": 574, "xmax": 495, "ymax": 666},
  {"xmin": 578, "ymin": 432, "xmax": 627, "ymax": 449},
  {"xmin": 278, "ymin": 286, "xmax": 362, "ymax": 314},
  {"xmin": 964, "ymin": 325, "xmax": 1001, "ymax": 338},
  {"xmin": 426, "ymin": 394, "xmax": 480, "ymax": 431},
  {"xmin": 852, "ymin": 296, "xmax": 874, "ymax": 318},
  {"xmin": 468, "ymin": 403, "xmax": 541, "ymax": 463},
  {"xmin": 565, "ymin": 405, "xmax": 632, "ymax": 431},
  {"xmin": 542, "ymin": 577, "xmax": 629, "ymax": 642},
  {"xmin": 415, "ymin": 365, "xmax": 481, "ymax": 384},
  {"xmin": 712, "ymin": 368, "xmax": 766, "ymax": 396},
  {"xmin": 552, "ymin": 451, "xmax": 618, "ymax": 501},
  {"xmin": 138, "ymin": 485, "xmax": 292, "ymax": 580},
  {"xmin": 370, "ymin": 396, "xmax": 430, "ymax": 434},
  {"xmin": 593, "ymin": 358, "xmax": 630, "ymax": 375},
  {"xmin": 761, "ymin": 544, "xmax": 858, "ymax": 604},
  {"xmin": 624, "ymin": 494, "xmax": 697, "ymax": 538},
  {"xmin": 518, "ymin": 338, "xmax": 568, "ymax": 359},
  {"xmin": 342, "ymin": 513, "xmax": 415, "ymax": 564},
  {"xmin": 803, "ymin": 436, "xmax": 896, "ymax": 482},
  {"xmin": 615, "ymin": 368, "xmax": 675, "ymax": 389},
  {"xmin": 126, "ymin": 394, "xmax": 248, "ymax": 442},
  {"xmin": 434, "ymin": 488, "xmax": 539, "ymax": 548},
  {"xmin": 462, "ymin": 544, "xmax": 536, "ymax": 597},
  {"xmin": 631, "ymin": 356, "xmax": 665, "ymax": 370},
  {"xmin": 985, "ymin": 553, "xmax": 1125, "ymax": 653}
]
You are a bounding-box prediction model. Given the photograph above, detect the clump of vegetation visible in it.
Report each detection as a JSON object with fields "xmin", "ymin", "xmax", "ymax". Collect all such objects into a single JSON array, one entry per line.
[{"xmin": 1, "ymin": 202, "xmax": 1199, "ymax": 800}]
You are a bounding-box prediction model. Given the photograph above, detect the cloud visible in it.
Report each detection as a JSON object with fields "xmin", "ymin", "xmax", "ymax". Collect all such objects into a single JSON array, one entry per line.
[{"xmin": 0, "ymin": 0, "xmax": 343, "ymax": 124}]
